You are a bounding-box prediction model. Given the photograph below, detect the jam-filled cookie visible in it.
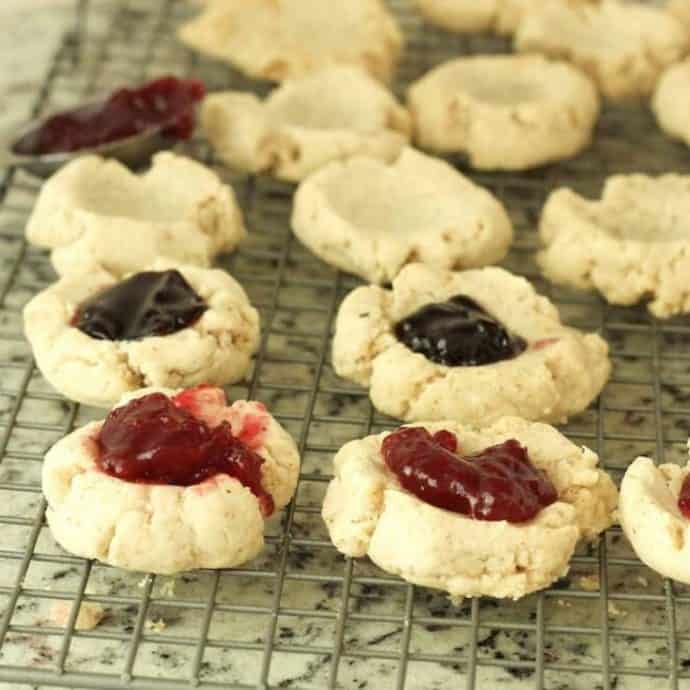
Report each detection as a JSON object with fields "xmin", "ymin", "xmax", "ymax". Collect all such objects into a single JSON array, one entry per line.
[
  {"xmin": 24, "ymin": 261, "xmax": 259, "ymax": 407},
  {"xmin": 323, "ymin": 417, "xmax": 617, "ymax": 599},
  {"xmin": 201, "ymin": 66, "xmax": 411, "ymax": 182},
  {"xmin": 26, "ymin": 152, "xmax": 245, "ymax": 277},
  {"xmin": 619, "ymin": 451, "xmax": 690, "ymax": 584},
  {"xmin": 407, "ymin": 55, "xmax": 599, "ymax": 170},
  {"xmin": 291, "ymin": 147, "xmax": 512, "ymax": 283},
  {"xmin": 332, "ymin": 263, "xmax": 610, "ymax": 426},
  {"xmin": 538, "ymin": 175, "xmax": 690, "ymax": 318},
  {"xmin": 178, "ymin": 0, "xmax": 403, "ymax": 83},
  {"xmin": 514, "ymin": 0, "xmax": 688, "ymax": 101},
  {"xmin": 43, "ymin": 385, "xmax": 300, "ymax": 574}
]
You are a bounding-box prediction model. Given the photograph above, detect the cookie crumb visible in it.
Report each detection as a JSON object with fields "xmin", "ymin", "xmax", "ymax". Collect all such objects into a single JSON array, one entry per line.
[
  {"xmin": 159, "ymin": 578, "xmax": 176, "ymax": 598},
  {"xmin": 556, "ymin": 599, "xmax": 572, "ymax": 608},
  {"xmin": 145, "ymin": 617, "xmax": 167, "ymax": 633},
  {"xmin": 49, "ymin": 601, "xmax": 106, "ymax": 631},
  {"xmin": 578, "ymin": 574, "xmax": 600, "ymax": 592},
  {"xmin": 607, "ymin": 601, "xmax": 625, "ymax": 618},
  {"xmin": 636, "ymin": 576, "xmax": 649, "ymax": 588}
]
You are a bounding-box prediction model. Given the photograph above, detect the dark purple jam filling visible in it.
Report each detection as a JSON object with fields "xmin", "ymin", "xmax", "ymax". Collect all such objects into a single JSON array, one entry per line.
[
  {"xmin": 394, "ymin": 294, "xmax": 527, "ymax": 366},
  {"xmin": 72, "ymin": 270, "xmax": 207, "ymax": 341}
]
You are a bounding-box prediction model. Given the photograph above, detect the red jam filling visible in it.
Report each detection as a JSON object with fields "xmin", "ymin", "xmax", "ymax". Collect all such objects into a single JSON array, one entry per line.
[
  {"xmin": 678, "ymin": 475, "xmax": 690, "ymax": 519},
  {"xmin": 381, "ymin": 427, "xmax": 558, "ymax": 523},
  {"xmin": 13, "ymin": 76, "xmax": 205, "ymax": 156},
  {"xmin": 95, "ymin": 391, "xmax": 274, "ymax": 516}
]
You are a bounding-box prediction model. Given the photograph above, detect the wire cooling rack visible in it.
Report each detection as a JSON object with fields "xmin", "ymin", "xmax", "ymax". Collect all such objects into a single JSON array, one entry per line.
[{"xmin": 1, "ymin": 0, "xmax": 690, "ymax": 688}]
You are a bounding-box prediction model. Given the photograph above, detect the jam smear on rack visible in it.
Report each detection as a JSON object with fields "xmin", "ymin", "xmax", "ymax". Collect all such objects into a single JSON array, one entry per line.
[
  {"xmin": 13, "ymin": 75, "xmax": 205, "ymax": 155},
  {"xmin": 96, "ymin": 392, "xmax": 274, "ymax": 515},
  {"xmin": 678, "ymin": 475, "xmax": 690, "ymax": 519},
  {"xmin": 72, "ymin": 269, "xmax": 207, "ymax": 341},
  {"xmin": 381, "ymin": 427, "xmax": 557, "ymax": 523},
  {"xmin": 394, "ymin": 295, "xmax": 527, "ymax": 367}
]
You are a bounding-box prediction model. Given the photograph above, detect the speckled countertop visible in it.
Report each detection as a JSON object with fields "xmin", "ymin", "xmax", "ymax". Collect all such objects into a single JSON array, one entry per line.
[{"xmin": 1, "ymin": 2, "xmax": 690, "ymax": 690}]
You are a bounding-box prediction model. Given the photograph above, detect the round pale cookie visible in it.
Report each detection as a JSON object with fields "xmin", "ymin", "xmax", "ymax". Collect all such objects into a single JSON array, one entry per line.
[
  {"xmin": 291, "ymin": 147, "xmax": 512, "ymax": 283},
  {"xmin": 24, "ymin": 260, "xmax": 260, "ymax": 407},
  {"xmin": 407, "ymin": 55, "xmax": 599, "ymax": 170},
  {"xmin": 415, "ymin": 0, "xmax": 595, "ymax": 35},
  {"xmin": 323, "ymin": 418, "xmax": 617, "ymax": 599},
  {"xmin": 537, "ymin": 175, "xmax": 690, "ymax": 318},
  {"xmin": 201, "ymin": 66, "xmax": 411, "ymax": 182},
  {"xmin": 653, "ymin": 59, "xmax": 690, "ymax": 147},
  {"xmin": 43, "ymin": 386, "xmax": 300, "ymax": 574},
  {"xmin": 26, "ymin": 152, "xmax": 245, "ymax": 278},
  {"xmin": 515, "ymin": 0, "xmax": 688, "ymax": 102},
  {"xmin": 332, "ymin": 263, "xmax": 610, "ymax": 426},
  {"xmin": 619, "ymin": 454, "xmax": 690, "ymax": 585},
  {"xmin": 178, "ymin": 0, "xmax": 403, "ymax": 84}
]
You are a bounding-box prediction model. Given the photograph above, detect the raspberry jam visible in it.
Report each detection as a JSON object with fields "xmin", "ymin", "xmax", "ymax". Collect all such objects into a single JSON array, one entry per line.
[
  {"xmin": 678, "ymin": 475, "xmax": 690, "ymax": 519},
  {"xmin": 381, "ymin": 427, "xmax": 557, "ymax": 523},
  {"xmin": 72, "ymin": 270, "xmax": 207, "ymax": 341},
  {"xmin": 13, "ymin": 76, "xmax": 205, "ymax": 156},
  {"xmin": 96, "ymin": 392, "xmax": 274, "ymax": 515},
  {"xmin": 394, "ymin": 295, "xmax": 527, "ymax": 367}
]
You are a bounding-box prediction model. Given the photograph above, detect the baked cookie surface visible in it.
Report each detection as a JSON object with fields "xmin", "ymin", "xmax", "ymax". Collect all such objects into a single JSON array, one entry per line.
[
  {"xmin": 24, "ymin": 260, "xmax": 260, "ymax": 407},
  {"xmin": 43, "ymin": 385, "xmax": 300, "ymax": 574},
  {"xmin": 653, "ymin": 59, "xmax": 690, "ymax": 147},
  {"xmin": 619, "ymin": 454, "xmax": 690, "ymax": 585},
  {"xmin": 407, "ymin": 55, "xmax": 599, "ymax": 170},
  {"xmin": 415, "ymin": 0, "xmax": 594, "ymax": 35},
  {"xmin": 515, "ymin": 0, "xmax": 688, "ymax": 101},
  {"xmin": 669, "ymin": 0, "xmax": 690, "ymax": 32},
  {"xmin": 26, "ymin": 153, "xmax": 245, "ymax": 277},
  {"xmin": 291, "ymin": 147, "xmax": 512, "ymax": 284},
  {"xmin": 332, "ymin": 263, "xmax": 610, "ymax": 426},
  {"xmin": 178, "ymin": 0, "xmax": 403, "ymax": 83},
  {"xmin": 538, "ymin": 175, "xmax": 690, "ymax": 318},
  {"xmin": 323, "ymin": 418, "xmax": 617, "ymax": 599},
  {"xmin": 201, "ymin": 66, "xmax": 411, "ymax": 182}
]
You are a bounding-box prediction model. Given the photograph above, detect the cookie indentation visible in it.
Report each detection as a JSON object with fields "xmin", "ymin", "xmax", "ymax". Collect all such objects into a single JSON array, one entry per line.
[
  {"xmin": 394, "ymin": 294, "xmax": 527, "ymax": 366},
  {"xmin": 97, "ymin": 392, "xmax": 274, "ymax": 515},
  {"xmin": 291, "ymin": 147, "xmax": 512, "ymax": 284},
  {"xmin": 177, "ymin": 0, "xmax": 403, "ymax": 84},
  {"xmin": 382, "ymin": 427, "xmax": 557, "ymax": 523},
  {"xmin": 73, "ymin": 270, "xmax": 207, "ymax": 341},
  {"xmin": 407, "ymin": 55, "xmax": 600, "ymax": 170},
  {"xmin": 514, "ymin": 0, "xmax": 688, "ymax": 101},
  {"xmin": 201, "ymin": 66, "xmax": 411, "ymax": 182}
]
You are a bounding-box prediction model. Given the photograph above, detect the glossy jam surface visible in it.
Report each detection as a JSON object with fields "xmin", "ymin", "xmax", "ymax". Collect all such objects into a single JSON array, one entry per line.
[
  {"xmin": 72, "ymin": 270, "xmax": 207, "ymax": 341},
  {"xmin": 678, "ymin": 475, "xmax": 690, "ymax": 519},
  {"xmin": 381, "ymin": 427, "xmax": 557, "ymax": 523},
  {"xmin": 96, "ymin": 392, "xmax": 274, "ymax": 515},
  {"xmin": 13, "ymin": 76, "xmax": 205, "ymax": 156},
  {"xmin": 394, "ymin": 294, "xmax": 527, "ymax": 367}
]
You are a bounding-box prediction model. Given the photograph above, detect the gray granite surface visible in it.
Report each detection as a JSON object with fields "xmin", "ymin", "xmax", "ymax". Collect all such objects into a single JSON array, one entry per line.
[{"xmin": 1, "ymin": 1, "xmax": 690, "ymax": 689}]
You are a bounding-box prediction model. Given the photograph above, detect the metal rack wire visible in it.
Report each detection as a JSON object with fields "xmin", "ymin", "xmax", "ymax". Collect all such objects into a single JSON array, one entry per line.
[{"xmin": 1, "ymin": 0, "xmax": 690, "ymax": 688}]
